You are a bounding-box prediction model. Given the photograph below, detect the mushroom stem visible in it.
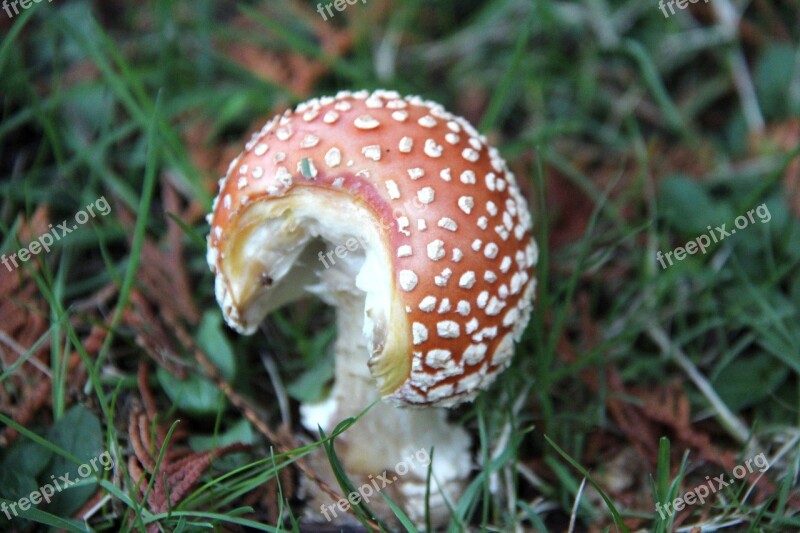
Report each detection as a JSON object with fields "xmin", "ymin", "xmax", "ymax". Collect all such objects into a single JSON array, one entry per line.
[{"xmin": 301, "ymin": 271, "xmax": 471, "ymax": 526}]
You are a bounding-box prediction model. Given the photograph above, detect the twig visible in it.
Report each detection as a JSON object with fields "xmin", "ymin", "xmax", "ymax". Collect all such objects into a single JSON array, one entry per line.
[
  {"xmin": 713, "ymin": 0, "xmax": 765, "ymax": 135},
  {"xmin": 646, "ymin": 323, "xmax": 751, "ymax": 443},
  {"xmin": 0, "ymin": 329, "xmax": 52, "ymax": 378},
  {"xmin": 260, "ymin": 352, "xmax": 291, "ymax": 427}
]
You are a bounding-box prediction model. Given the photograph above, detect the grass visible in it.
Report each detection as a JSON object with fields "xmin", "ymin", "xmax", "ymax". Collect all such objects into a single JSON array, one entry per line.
[{"xmin": 1, "ymin": 0, "xmax": 799, "ymax": 531}]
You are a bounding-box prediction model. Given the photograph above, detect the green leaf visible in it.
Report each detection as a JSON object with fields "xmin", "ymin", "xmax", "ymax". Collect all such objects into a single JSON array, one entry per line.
[
  {"xmin": 1, "ymin": 436, "xmax": 53, "ymax": 478},
  {"xmin": 44, "ymin": 405, "xmax": 106, "ymax": 517},
  {"xmin": 753, "ymin": 43, "xmax": 796, "ymax": 119},
  {"xmin": 196, "ymin": 310, "xmax": 237, "ymax": 381},
  {"xmin": 156, "ymin": 310, "xmax": 236, "ymax": 416},
  {"xmin": 658, "ymin": 176, "xmax": 732, "ymax": 236},
  {"xmin": 725, "ymin": 111, "xmax": 749, "ymax": 156},
  {"xmin": 156, "ymin": 366, "xmax": 225, "ymax": 416},
  {"xmin": 189, "ymin": 419, "xmax": 257, "ymax": 452},
  {"xmin": 713, "ymin": 354, "xmax": 789, "ymax": 411},
  {"xmin": 0, "ymin": 472, "xmax": 39, "ymax": 529},
  {"xmin": 287, "ymin": 354, "xmax": 334, "ymax": 403}
]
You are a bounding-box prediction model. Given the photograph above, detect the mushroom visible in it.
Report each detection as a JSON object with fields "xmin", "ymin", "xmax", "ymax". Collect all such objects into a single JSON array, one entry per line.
[{"xmin": 207, "ymin": 89, "xmax": 538, "ymax": 526}]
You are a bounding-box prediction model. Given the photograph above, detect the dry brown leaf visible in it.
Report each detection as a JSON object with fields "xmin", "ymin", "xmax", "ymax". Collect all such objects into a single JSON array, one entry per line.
[
  {"xmin": 636, "ymin": 383, "xmax": 737, "ymax": 470},
  {"xmin": 1, "ymin": 207, "xmax": 61, "ymax": 446},
  {"xmin": 219, "ymin": 2, "xmax": 352, "ymax": 98},
  {"xmin": 123, "ymin": 290, "xmax": 189, "ymax": 378},
  {"xmin": 127, "ymin": 362, "xmax": 250, "ymax": 532},
  {"xmin": 557, "ymin": 293, "xmax": 661, "ymax": 464},
  {"xmin": 115, "ymin": 179, "xmax": 200, "ymax": 328}
]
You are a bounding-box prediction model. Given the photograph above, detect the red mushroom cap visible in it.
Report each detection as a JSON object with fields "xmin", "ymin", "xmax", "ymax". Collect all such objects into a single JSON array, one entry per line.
[{"xmin": 207, "ymin": 89, "xmax": 538, "ymax": 407}]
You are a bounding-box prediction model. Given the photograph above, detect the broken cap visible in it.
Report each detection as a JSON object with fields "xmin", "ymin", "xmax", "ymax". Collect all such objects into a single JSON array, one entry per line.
[{"xmin": 207, "ymin": 89, "xmax": 538, "ymax": 407}]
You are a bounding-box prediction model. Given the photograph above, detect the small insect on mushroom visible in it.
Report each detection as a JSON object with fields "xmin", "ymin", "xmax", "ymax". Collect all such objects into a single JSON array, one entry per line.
[{"xmin": 207, "ymin": 89, "xmax": 538, "ymax": 527}]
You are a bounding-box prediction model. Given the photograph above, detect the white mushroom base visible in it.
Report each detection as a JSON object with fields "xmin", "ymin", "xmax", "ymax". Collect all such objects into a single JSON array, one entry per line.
[{"xmin": 301, "ymin": 288, "xmax": 472, "ymax": 527}]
